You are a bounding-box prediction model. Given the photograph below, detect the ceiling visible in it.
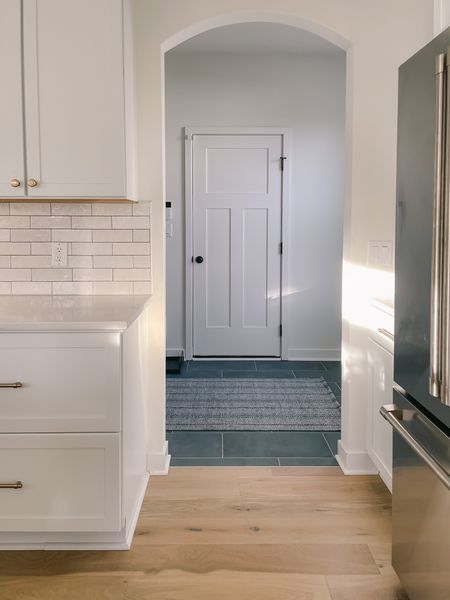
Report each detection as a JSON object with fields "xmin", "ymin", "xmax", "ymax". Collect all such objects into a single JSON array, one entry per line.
[{"xmin": 169, "ymin": 23, "xmax": 343, "ymax": 56}]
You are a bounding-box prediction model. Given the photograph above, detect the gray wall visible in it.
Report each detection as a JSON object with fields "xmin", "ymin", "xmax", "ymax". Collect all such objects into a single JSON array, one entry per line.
[{"xmin": 165, "ymin": 52, "xmax": 346, "ymax": 359}]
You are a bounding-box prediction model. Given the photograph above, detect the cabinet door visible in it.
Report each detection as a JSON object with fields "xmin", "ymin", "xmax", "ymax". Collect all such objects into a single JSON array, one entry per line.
[
  {"xmin": 0, "ymin": 0, "xmax": 25, "ymax": 197},
  {"xmin": 0, "ymin": 433, "xmax": 121, "ymax": 532},
  {"xmin": 367, "ymin": 338, "xmax": 393, "ymax": 490},
  {"xmin": 23, "ymin": 0, "xmax": 126, "ymax": 198}
]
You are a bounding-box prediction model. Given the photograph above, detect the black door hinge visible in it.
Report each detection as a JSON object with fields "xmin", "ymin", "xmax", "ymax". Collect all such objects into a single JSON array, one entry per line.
[
  {"xmin": 279, "ymin": 242, "xmax": 283, "ymax": 255},
  {"xmin": 279, "ymin": 324, "xmax": 283, "ymax": 337},
  {"xmin": 280, "ymin": 156, "xmax": 287, "ymax": 171}
]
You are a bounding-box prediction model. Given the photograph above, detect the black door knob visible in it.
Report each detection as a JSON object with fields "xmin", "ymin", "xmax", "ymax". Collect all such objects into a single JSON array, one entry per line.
[{"xmin": 195, "ymin": 256, "xmax": 204, "ymax": 264}]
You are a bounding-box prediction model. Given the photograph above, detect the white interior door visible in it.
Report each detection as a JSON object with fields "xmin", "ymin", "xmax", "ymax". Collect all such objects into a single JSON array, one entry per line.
[{"xmin": 192, "ymin": 133, "xmax": 283, "ymax": 356}]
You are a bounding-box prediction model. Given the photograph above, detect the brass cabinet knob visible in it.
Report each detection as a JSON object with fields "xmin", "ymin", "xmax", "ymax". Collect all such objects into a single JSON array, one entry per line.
[
  {"xmin": 28, "ymin": 178, "xmax": 38, "ymax": 188},
  {"xmin": 10, "ymin": 178, "xmax": 21, "ymax": 188}
]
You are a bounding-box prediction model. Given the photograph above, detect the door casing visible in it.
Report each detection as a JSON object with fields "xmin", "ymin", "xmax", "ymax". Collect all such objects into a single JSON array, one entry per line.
[{"xmin": 184, "ymin": 126, "xmax": 292, "ymax": 360}]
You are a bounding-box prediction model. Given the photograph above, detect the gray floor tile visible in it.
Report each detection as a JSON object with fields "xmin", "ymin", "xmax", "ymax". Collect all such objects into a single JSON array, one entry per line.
[
  {"xmin": 223, "ymin": 431, "xmax": 333, "ymax": 458},
  {"xmin": 188, "ymin": 360, "xmax": 255, "ymax": 371},
  {"xmin": 323, "ymin": 432, "xmax": 341, "ymax": 455},
  {"xmin": 170, "ymin": 457, "xmax": 278, "ymax": 467},
  {"xmin": 167, "ymin": 431, "xmax": 222, "ymax": 458},
  {"xmin": 322, "ymin": 361, "xmax": 341, "ymax": 371},
  {"xmin": 254, "ymin": 360, "xmax": 293, "ymax": 370},
  {"xmin": 222, "ymin": 370, "xmax": 295, "ymax": 379},
  {"xmin": 278, "ymin": 457, "xmax": 339, "ymax": 466},
  {"xmin": 327, "ymin": 382, "xmax": 341, "ymax": 398},
  {"xmin": 292, "ymin": 370, "xmax": 329, "ymax": 379}
]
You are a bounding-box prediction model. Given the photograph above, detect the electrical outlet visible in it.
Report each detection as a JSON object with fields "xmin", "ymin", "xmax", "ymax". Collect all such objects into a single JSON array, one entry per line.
[
  {"xmin": 52, "ymin": 242, "xmax": 68, "ymax": 267},
  {"xmin": 367, "ymin": 240, "xmax": 393, "ymax": 266}
]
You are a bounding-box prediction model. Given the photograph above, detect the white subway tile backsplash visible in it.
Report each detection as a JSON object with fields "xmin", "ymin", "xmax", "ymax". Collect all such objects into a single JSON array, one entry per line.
[
  {"xmin": 0, "ymin": 203, "xmax": 151, "ymax": 295},
  {"xmin": 94, "ymin": 255, "xmax": 133, "ymax": 268},
  {"xmin": 11, "ymin": 229, "xmax": 51, "ymax": 242},
  {"xmin": 71, "ymin": 242, "xmax": 112, "ymax": 255},
  {"xmin": 68, "ymin": 255, "xmax": 93, "ymax": 268},
  {"xmin": 134, "ymin": 281, "xmax": 152, "ymax": 295},
  {"xmin": 112, "ymin": 216, "xmax": 149, "ymax": 229},
  {"xmin": 133, "ymin": 230, "xmax": 150, "ymax": 242},
  {"xmin": 10, "ymin": 203, "xmax": 50, "ymax": 216},
  {"xmin": 0, "ymin": 216, "xmax": 30, "ymax": 229},
  {"xmin": 113, "ymin": 243, "xmax": 150, "ymax": 255},
  {"xmin": 13, "ymin": 282, "xmax": 52, "ymax": 295},
  {"xmin": 73, "ymin": 268, "xmax": 112, "ymax": 281},
  {"xmin": 31, "ymin": 243, "xmax": 51, "ymax": 255},
  {"xmin": 133, "ymin": 255, "xmax": 151, "ymax": 268},
  {"xmin": 92, "ymin": 203, "xmax": 132, "ymax": 216},
  {"xmin": 93, "ymin": 230, "xmax": 132, "ymax": 242},
  {"xmin": 51, "ymin": 203, "xmax": 92, "ymax": 216},
  {"xmin": 12, "ymin": 256, "xmax": 52, "ymax": 268},
  {"xmin": 52, "ymin": 229, "xmax": 92, "ymax": 242},
  {"xmin": 0, "ymin": 242, "xmax": 30, "ymax": 255},
  {"xmin": 31, "ymin": 216, "xmax": 71, "ymax": 229},
  {"xmin": 53, "ymin": 282, "xmax": 93, "ymax": 295},
  {"xmin": 114, "ymin": 268, "xmax": 150, "ymax": 281},
  {"xmin": 0, "ymin": 269, "xmax": 31, "ymax": 281},
  {"xmin": 33, "ymin": 269, "xmax": 72, "ymax": 282},
  {"xmin": 93, "ymin": 281, "xmax": 133, "ymax": 295},
  {"xmin": 132, "ymin": 202, "xmax": 151, "ymax": 216},
  {"xmin": 72, "ymin": 216, "xmax": 112, "ymax": 229}
]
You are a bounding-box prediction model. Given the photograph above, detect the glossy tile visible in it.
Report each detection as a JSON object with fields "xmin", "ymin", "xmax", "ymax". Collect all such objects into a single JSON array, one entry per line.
[
  {"xmin": 279, "ymin": 457, "xmax": 339, "ymax": 466},
  {"xmin": 170, "ymin": 457, "xmax": 279, "ymax": 466},
  {"xmin": 223, "ymin": 432, "xmax": 332, "ymax": 458},
  {"xmin": 323, "ymin": 432, "xmax": 340, "ymax": 455},
  {"xmin": 222, "ymin": 370, "xmax": 295, "ymax": 379},
  {"xmin": 167, "ymin": 431, "xmax": 222, "ymax": 458}
]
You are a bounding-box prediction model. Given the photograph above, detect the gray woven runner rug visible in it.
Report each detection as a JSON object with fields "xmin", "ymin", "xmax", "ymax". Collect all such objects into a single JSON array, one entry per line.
[{"xmin": 166, "ymin": 377, "xmax": 340, "ymax": 431}]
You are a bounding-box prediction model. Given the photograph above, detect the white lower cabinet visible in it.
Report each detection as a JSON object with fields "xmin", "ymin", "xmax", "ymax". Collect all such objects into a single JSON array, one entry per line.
[
  {"xmin": 367, "ymin": 305, "xmax": 394, "ymax": 491},
  {"xmin": 0, "ymin": 320, "xmax": 148, "ymax": 550},
  {"xmin": 0, "ymin": 434, "xmax": 121, "ymax": 533}
]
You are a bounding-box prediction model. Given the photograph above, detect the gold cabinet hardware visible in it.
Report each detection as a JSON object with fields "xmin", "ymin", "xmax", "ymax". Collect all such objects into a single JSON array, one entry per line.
[
  {"xmin": 27, "ymin": 178, "xmax": 38, "ymax": 187},
  {"xmin": 0, "ymin": 382, "xmax": 23, "ymax": 388},
  {"xmin": 10, "ymin": 178, "xmax": 21, "ymax": 188},
  {"xmin": 0, "ymin": 481, "xmax": 23, "ymax": 489}
]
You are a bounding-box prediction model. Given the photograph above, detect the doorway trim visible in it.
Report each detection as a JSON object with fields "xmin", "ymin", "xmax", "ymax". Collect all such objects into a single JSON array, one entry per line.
[{"xmin": 184, "ymin": 126, "xmax": 292, "ymax": 360}]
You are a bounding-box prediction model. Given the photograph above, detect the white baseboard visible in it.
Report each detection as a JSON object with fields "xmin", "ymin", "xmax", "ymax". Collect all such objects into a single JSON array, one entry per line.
[
  {"xmin": 166, "ymin": 348, "xmax": 184, "ymax": 357},
  {"xmin": 287, "ymin": 348, "xmax": 341, "ymax": 361},
  {"xmin": 124, "ymin": 473, "xmax": 150, "ymax": 548},
  {"xmin": 336, "ymin": 440, "xmax": 378, "ymax": 475},
  {"xmin": 147, "ymin": 440, "xmax": 171, "ymax": 475}
]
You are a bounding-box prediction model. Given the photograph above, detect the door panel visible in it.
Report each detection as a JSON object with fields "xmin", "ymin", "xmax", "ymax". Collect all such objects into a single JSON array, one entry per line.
[
  {"xmin": 395, "ymin": 31, "xmax": 450, "ymax": 428},
  {"xmin": 23, "ymin": 0, "xmax": 125, "ymax": 197},
  {"xmin": 192, "ymin": 134, "xmax": 282, "ymax": 356},
  {"xmin": 0, "ymin": 0, "xmax": 25, "ymax": 197}
]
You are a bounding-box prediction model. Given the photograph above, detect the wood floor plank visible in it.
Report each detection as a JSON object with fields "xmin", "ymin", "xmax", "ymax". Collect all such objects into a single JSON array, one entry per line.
[
  {"xmin": 124, "ymin": 572, "xmax": 332, "ymax": 600},
  {"xmin": 0, "ymin": 574, "xmax": 127, "ymax": 600},
  {"xmin": 326, "ymin": 574, "xmax": 408, "ymax": 600},
  {"xmin": 271, "ymin": 467, "xmax": 342, "ymax": 477}
]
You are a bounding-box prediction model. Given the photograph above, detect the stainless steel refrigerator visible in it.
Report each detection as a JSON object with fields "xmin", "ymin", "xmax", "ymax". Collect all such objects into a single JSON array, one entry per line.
[{"xmin": 381, "ymin": 27, "xmax": 450, "ymax": 599}]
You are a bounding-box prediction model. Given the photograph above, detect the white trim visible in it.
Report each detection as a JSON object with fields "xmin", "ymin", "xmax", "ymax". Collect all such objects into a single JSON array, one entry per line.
[
  {"xmin": 166, "ymin": 347, "xmax": 184, "ymax": 357},
  {"xmin": 147, "ymin": 440, "xmax": 171, "ymax": 475},
  {"xmin": 124, "ymin": 473, "xmax": 149, "ymax": 546},
  {"xmin": 434, "ymin": 0, "xmax": 450, "ymax": 36},
  {"xmin": 287, "ymin": 348, "xmax": 341, "ymax": 361},
  {"xmin": 336, "ymin": 440, "xmax": 377, "ymax": 475},
  {"xmin": 184, "ymin": 126, "xmax": 292, "ymax": 360}
]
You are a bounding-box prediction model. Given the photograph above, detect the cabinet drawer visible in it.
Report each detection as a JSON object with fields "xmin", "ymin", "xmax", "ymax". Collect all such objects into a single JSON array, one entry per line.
[
  {"xmin": 0, "ymin": 433, "xmax": 121, "ymax": 532},
  {"xmin": 0, "ymin": 333, "xmax": 120, "ymax": 433}
]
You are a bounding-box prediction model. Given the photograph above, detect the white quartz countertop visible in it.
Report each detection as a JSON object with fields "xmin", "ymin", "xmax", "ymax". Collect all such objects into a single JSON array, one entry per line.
[{"xmin": 0, "ymin": 295, "xmax": 152, "ymax": 331}]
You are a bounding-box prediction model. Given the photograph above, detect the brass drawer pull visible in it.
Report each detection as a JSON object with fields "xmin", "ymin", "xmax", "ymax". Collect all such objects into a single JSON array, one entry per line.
[
  {"xmin": 0, "ymin": 382, "xmax": 23, "ymax": 388},
  {"xmin": 0, "ymin": 481, "xmax": 23, "ymax": 489}
]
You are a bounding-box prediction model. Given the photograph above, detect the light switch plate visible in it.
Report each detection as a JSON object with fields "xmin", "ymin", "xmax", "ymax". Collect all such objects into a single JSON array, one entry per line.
[{"xmin": 367, "ymin": 240, "xmax": 393, "ymax": 266}]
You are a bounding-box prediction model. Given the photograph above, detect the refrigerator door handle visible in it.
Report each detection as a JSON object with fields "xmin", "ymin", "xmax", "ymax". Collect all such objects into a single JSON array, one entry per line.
[
  {"xmin": 429, "ymin": 53, "xmax": 447, "ymax": 399},
  {"xmin": 381, "ymin": 404, "xmax": 450, "ymax": 490}
]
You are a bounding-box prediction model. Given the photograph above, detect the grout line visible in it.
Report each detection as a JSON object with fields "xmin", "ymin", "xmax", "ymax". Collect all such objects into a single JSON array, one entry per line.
[
  {"xmin": 322, "ymin": 432, "xmax": 337, "ymax": 457},
  {"xmin": 277, "ymin": 458, "xmax": 281, "ymax": 466},
  {"xmin": 221, "ymin": 433, "xmax": 224, "ymax": 458}
]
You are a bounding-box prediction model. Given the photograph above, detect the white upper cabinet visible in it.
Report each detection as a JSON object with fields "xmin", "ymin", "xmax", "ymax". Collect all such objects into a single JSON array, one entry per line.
[
  {"xmin": 0, "ymin": 0, "xmax": 128, "ymax": 199},
  {"xmin": 0, "ymin": 0, "xmax": 25, "ymax": 197}
]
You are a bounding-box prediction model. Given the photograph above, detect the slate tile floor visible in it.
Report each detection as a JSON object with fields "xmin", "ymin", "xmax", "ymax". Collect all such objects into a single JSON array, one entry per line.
[{"xmin": 167, "ymin": 360, "xmax": 341, "ymax": 466}]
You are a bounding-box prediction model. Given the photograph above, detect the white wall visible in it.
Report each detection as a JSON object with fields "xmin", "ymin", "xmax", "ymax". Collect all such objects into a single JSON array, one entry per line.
[
  {"xmin": 165, "ymin": 52, "xmax": 346, "ymax": 360},
  {"xmin": 130, "ymin": 0, "xmax": 433, "ymax": 475}
]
